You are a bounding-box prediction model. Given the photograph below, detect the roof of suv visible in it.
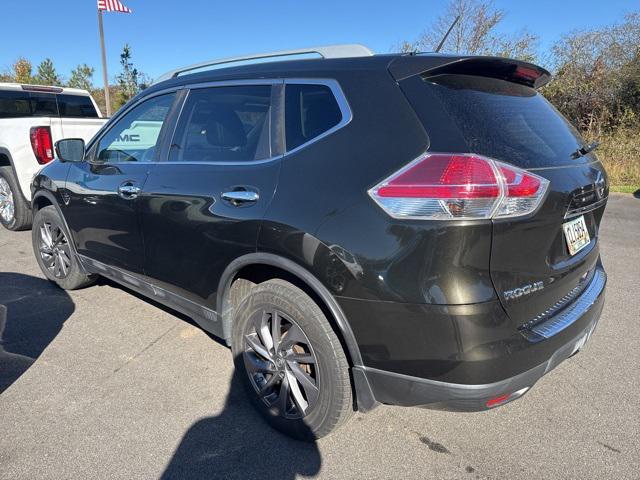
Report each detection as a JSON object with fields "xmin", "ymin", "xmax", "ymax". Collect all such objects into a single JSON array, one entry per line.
[{"xmin": 147, "ymin": 51, "xmax": 551, "ymax": 97}]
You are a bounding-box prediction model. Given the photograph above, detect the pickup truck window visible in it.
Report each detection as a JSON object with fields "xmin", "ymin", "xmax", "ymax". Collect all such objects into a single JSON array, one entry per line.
[
  {"xmin": 57, "ymin": 94, "xmax": 99, "ymax": 118},
  {"xmin": 95, "ymin": 93, "xmax": 175, "ymax": 163},
  {"xmin": 0, "ymin": 91, "xmax": 99, "ymax": 119},
  {"xmin": 0, "ymin": 91, "xmax": 33, "ymax": 118}
]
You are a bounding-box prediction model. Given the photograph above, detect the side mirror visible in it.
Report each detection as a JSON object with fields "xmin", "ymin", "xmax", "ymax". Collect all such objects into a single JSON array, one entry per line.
[{"xmin": 55, "ymin": 138, "xmax": 85, "ymax": 163}]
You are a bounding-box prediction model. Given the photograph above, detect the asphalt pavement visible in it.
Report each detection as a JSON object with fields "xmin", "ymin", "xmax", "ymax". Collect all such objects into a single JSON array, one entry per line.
[{"xmin": 0, "ymin": 193, "xmax": 638, "ymax": 479}]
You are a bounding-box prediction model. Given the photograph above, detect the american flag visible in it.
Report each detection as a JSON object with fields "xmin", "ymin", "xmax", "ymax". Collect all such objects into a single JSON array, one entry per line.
[{"xmin": 97, "ymin": 0, "xmax": 132, "ymax": 13}]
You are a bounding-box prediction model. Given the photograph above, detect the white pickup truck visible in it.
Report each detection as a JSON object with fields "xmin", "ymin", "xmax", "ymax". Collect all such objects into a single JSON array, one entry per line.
[{"xmin": 0, "ymin": 83, "xmax": 107, "ymax": 230}]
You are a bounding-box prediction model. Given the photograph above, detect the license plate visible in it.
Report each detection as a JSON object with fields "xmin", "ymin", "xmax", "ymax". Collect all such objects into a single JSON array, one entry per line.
[{"xmin": 563, "ymin": 215, "xmax": 590, "ymax": 256}]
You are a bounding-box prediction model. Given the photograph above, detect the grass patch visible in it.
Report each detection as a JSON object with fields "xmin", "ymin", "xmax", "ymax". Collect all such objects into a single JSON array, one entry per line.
[
  {"xmin": 594, "ymin": 126, "xmax": 640, "ymax": 188},
  {"xmin": 610, "ymin": 185, "xmax": 640, "ymax": 194}
]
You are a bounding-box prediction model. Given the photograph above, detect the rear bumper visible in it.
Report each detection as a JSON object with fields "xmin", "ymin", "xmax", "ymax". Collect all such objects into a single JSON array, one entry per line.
[{"xmin": 350, "ymin": 267, "xmax": 606, "ymax": 412}]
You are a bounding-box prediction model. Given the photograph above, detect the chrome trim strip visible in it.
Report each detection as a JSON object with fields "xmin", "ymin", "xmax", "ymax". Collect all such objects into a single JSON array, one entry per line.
[
  {"xmin": 564, "ymin": 196, "xmax": 608, "ymax": 219},
  {"xmin": 158, "ymin": 78, "xmax": 352, "ymax": 165},
  {"xmin": 78, "ymin": 254, "xmax": 218, "ymax": 319},
  {"xmin": 525, "ymin": 268, "xmax": 606, "ymax": 341},
  {"xmin": 87, "ymin": 78, "xmax": 352, "ymax": 167},
  {"xmin": 283, "ymin": 78, "xmax": 352, "ymax": 156}
]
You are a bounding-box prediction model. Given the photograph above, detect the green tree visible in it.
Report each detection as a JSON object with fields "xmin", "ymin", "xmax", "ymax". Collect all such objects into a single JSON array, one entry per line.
[
  {"xmin": 398, "ymin": 0, "xmax": 538, "ymax": 62},
  {"xmin": 68, "ymin": 64, "xmax": 95, "ymax": 91},
  {"xmin": 12, "ymin": 57, "xmax": 33, "ymax": 83},
  {"xmin": 543, "ymin": 12, "xmax": 640, "ymax": 134},
  {"xmin": 35, "ymin": 58, "xmax": 62, "ymax": 85},
  {"xmin": 115, "ymin": 44, "xmax": 141, "ymax": 108}
]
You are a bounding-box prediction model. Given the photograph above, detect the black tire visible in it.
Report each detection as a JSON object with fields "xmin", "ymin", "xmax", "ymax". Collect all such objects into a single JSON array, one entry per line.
[
  {"xmin": 231, "ymin": 279, "xmax": 353, "ymax": 440},
  {"xmin": 0, "ymin": 165, "xmax": 32, "ymax": 231},
  {"xmin": 31, "ymin": 205, "xmax": 96, "ymax": 290}
]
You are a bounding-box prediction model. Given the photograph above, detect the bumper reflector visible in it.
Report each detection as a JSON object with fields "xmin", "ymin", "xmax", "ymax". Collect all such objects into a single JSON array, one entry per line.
[{"xmin": 486, "ymin": 387, "xmax": 530, "ymax": 408}]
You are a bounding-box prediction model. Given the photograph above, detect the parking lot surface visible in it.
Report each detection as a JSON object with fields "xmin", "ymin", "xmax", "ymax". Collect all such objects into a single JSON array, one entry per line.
[{"xmin": 0, "ymin": 194, "xmax": 638, "ymax": 479}]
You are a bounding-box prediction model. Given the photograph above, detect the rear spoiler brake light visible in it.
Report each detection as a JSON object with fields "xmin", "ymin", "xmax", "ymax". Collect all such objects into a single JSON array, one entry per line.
[
  {"xmin": 21, "ymin": 84, "xmax": 64, "ymax": 93},
  {"xmin": 389, "ymin": 55, "xmax": 551, "ymax": 89}
]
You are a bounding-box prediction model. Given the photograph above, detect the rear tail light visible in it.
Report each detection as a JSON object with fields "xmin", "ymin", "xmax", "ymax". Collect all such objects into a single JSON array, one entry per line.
[
  {"xmin": 368, "ymin": 153, "xmax": 549, "ymax": 220},
  {"xmin": 30, "ymin": 126, "xmax": 54, "ymax": 165}
]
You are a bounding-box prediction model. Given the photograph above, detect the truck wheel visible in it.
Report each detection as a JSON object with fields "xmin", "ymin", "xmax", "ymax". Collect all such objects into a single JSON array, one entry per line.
[
  {"xmin": 0, "ymin": 166, "xmax": 32, "ymax": 231},
  {"xmin": 231, "ymin": 279, "xmax": 353, "ymax": 440},
  {"xmin": 32, "ymin": 206, "xmax": 96, "ymax": 290}
]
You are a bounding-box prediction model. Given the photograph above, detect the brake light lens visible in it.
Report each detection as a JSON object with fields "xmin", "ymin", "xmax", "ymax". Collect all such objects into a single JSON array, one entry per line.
[
  {"xmin": 369, "ymin": 153, "xmax": 549, "ymax": 220},
  {"xmin": 30, "ymin": 126, "xmax": 54, "ymax": 165}
]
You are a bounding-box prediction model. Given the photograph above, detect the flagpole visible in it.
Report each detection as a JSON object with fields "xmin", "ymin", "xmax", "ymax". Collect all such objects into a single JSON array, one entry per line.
[{"xmin": 97, "ymin": 9, "xmax": 111, "ymax": 117}]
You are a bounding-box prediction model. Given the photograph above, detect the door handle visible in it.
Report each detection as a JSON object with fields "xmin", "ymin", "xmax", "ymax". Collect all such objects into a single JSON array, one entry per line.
[
  {"xmin": 221, "ymin": 190, "xmax": 259, "ymax": 206},
  {"xmin": 118, "ymin": 182, "xmax": 141, "ymax": 199}
]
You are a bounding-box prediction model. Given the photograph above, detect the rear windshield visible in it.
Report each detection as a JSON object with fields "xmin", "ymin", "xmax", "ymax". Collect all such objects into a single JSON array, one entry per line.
[
  {"xmin": 0, "ymin": 90, "xmax": 98, "ymax": 119},
  {"xmin": 417, "ymin": 74, "xmax": 585, "ymax": 168},
  {"xmin": 57, "ymin": 94, "xmax": 99, "ymax": 118}
]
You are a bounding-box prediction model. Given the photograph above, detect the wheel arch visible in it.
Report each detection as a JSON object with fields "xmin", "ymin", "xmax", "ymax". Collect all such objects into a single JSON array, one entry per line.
[
  {"xmin": 31, "ymin": 190, "xmax": 84, "ymax": 266},
  {"xmin": 218, "ymin": 252, "xmax": 364, "ymax": 368},
  {"xmin": 0, "ymin": 148, "xmax": 14, "ymax": 168}
]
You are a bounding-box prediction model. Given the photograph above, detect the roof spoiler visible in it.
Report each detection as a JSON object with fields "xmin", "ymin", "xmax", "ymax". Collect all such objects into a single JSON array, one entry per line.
[{"xmin": 389, "ymin": 55, "xmax": 551, "ymax": 89}]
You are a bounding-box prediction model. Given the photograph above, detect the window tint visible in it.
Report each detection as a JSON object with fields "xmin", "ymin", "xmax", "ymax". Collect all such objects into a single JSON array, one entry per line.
[
  {"xmin": 0, "ymin": 90, "xmax": 58, "ymax": 118},
  {"xmin": 30, "ymin": 93, "xmax": 58, "ymax": 116},
  {"xmin": 57, "ymin": 94, "xmax": 99, "ymax": 118},
  {"xmin": 170, "ymin": 85, "xmax": 272, "ymax": 163},
  {"xmin": 285, "ymin": 84, "xmax": 342, "ymax": 151},
  {"xmin": 418, "ymin": 74, "xmax": 584, "ymax": 168},
  {"xmin": 95, "ymin": 93, "xmax": 175, "ymax": 163},
  {"xmin": 0, "ymin": 91, "xmax": 31, "ymax": 118}
]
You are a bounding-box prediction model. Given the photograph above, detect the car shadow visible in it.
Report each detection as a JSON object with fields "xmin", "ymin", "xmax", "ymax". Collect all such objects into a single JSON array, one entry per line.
[
  {"xmin": 0, "ymin": 272, "xmax": 75, "ymax": 393},
  {"xmin": 93, "ymin": 277, "xmax": 323, "ymax": 478},
  {"xmin": 160, "ymin": 360, "xmax": 322, "ymax": 480}
]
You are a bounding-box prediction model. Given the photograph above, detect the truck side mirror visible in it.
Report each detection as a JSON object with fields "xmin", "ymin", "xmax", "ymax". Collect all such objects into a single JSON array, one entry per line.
[{"xmin": 55, "ymin": 138, "xmax": 85, "ymax": 163}]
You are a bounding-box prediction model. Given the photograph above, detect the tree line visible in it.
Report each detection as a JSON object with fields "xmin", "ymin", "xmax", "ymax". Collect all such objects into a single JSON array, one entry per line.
[{"xmin": 0, "ymin": 44, "xmax": 149, "ymax": 115}]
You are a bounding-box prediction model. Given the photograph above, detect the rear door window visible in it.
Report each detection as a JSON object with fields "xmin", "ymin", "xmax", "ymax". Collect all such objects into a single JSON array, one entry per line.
[
  {"xmin": 57, "ymin": 94, "xmax": 99, "ymax": 118},
  {"xmin": 408, "ymin": 74, "xmax": 585, "ymax": 168},
  {"xmin": 285, "ymin": 84, "xmax": 342, "ymax": 151},
  {"xmin": 169, "ymin": 85, "xmax": 272, "ymax": 163}
]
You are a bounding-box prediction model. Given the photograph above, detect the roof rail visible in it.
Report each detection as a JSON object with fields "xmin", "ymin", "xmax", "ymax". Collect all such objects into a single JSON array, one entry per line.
[{"xmin": 153, "ymin": 44, "xmax": 374, "ymax": 84}]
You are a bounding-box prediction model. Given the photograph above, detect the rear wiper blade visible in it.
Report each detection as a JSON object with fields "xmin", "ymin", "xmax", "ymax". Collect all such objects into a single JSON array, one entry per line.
[{"xmin": 571, "ymin": 141, "xmax": 599, "ymax": 159}]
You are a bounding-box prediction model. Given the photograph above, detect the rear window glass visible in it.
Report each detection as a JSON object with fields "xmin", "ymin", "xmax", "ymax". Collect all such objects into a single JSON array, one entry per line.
[
  {"xmin": 285, "ymin": 84, "xmax": 342, "ymax": 151},
  {"xmin": 420, "ymin": 74, "xmax": 585, "ymax": 168},
  {"xmin": 0, "ymin": 91, "xmax": 58, "ymax": 118},
  {"xmin": 0, "ymin": 91, "xmax": 31, "ymax": 118},
  {"xmin": 30, "ymin": 93, "xmax": 58, "ymax": 116},
  {"xmin": 57, "ymin": 94, "xmax": 99, "ymax": 118}
]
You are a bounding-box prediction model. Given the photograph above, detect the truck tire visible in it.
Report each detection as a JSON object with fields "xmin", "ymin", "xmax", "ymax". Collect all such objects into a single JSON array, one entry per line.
[{"xmin": 0, "ymin": 166, "xmax": 32, "ymax": 231}]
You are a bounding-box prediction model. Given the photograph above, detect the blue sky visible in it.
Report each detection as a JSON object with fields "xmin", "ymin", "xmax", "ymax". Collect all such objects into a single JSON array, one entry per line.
[{"xmin": 0, "ymin": 0, "xmax": 636, "ymax": 84}]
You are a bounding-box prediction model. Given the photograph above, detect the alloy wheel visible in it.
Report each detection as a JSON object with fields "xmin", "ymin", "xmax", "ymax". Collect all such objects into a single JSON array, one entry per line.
[
  {"xmin": 0, "ymin": 177, "xmax": 14, "ymax": 223},
  {"xmin": 243, "ymin": 309, "xmax": 319, "ymax": 419},
  {"xmin": 38, "ymin": 221, "xmax": 72, "ymax": 279}
]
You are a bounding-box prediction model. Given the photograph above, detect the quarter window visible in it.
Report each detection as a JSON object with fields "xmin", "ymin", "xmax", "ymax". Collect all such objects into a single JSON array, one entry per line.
[
  {"xmin": 285, "ymin": 84, "xmax": 342, "ymax": 151},
  {"xmin": 95, "ymin": 93, "xmax": 175, "ymax": 163},
  {"xmin": 170, "ymin": 85, "xmax": 272, "ymax": 163}
]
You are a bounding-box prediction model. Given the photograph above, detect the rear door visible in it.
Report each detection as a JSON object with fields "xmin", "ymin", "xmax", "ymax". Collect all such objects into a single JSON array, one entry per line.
[
  {"xmin": 64, "ymin": 92, "xmax": 177, "ymax": 273},
  {"xmin": 141, "ymin": 81, "xmax": 282, "ymax": 309},
  {"xmin": 400, "ymin": 70, "xmax": 608, "ymax": 323}
]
